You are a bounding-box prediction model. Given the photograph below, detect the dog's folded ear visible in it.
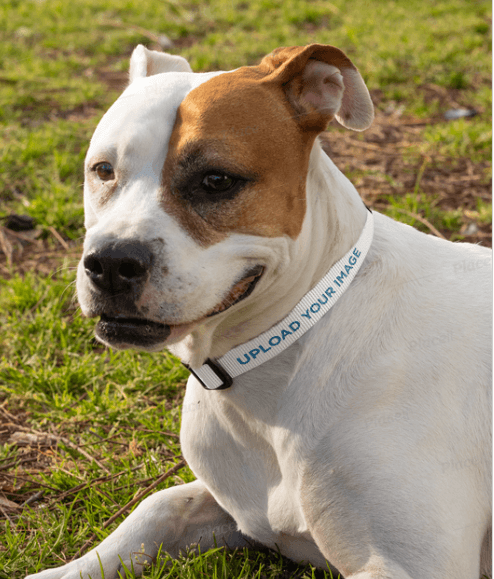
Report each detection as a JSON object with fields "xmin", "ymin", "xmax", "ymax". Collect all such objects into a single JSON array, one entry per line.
[
  {"xmin": 258, "ymin": 44, "xmax": 373, "ymax": 132},
  {"xmin": 129, "ymin": 45, "xmax": 192, "ymax": 83}
]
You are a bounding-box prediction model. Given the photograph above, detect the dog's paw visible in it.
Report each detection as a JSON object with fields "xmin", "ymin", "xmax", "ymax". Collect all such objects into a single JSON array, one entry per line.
[
  {"xmin": 25, "ymin": 566, "xmax": 77, "ymax": 579},
  {"xmin": 25, "ymin": 554, "xmax": 131, "ymax": 579}
]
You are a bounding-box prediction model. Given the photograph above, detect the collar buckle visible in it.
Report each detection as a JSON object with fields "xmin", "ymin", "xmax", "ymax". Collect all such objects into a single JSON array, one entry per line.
[{"xmin": 183, "ymin": 358, "xmax": 233, "ymax": 390}]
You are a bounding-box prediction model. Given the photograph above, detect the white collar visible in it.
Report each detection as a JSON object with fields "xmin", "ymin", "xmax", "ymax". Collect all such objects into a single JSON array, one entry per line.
[{"xmin": 185, "ymin": 208, "xmax": 374, "ymax": 390}]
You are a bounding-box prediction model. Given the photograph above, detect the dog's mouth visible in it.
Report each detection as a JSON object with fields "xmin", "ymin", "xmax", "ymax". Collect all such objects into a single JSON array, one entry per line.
[
  {"xmin": 206, "ymin": 264, "xmax": 265, "ymax": 317},
  {"xmin": 95, "ymin": 265, "xmax": 264, "ymax": 349},
  {"xmin": 96, "ymin": 314, "xmax": 173, "ymax": 348}
]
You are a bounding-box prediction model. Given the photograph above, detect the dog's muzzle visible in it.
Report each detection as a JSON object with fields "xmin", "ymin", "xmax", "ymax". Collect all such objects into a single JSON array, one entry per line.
[
  {"xmin": 82, "ymin": 238, "xmax": 264, "ymax": 350},
  {"xmin": 83, "ymin": 239, "xmax": 172, "ymax": 347}
]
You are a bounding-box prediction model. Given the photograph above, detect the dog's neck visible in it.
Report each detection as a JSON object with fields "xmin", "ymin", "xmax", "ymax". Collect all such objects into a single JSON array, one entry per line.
[
  {"xmin": 170, "ymin": 138, "xmax": 368, "ymax": 368},
  {"xmin": 304, "ymin": 138, "xmax": 368, "ymax": 284}
]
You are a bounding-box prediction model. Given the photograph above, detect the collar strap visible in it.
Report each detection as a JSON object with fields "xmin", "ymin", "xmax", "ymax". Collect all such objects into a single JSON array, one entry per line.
[{"xmin": 185, "ymin": 208, "xmax": 374, "ymax": 390}]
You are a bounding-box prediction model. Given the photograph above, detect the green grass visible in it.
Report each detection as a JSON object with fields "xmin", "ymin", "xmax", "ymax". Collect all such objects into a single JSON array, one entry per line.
[
  {"xmin": 422, "ymin": 117, "xmax": 492, "ymax": 162},
  {"xmin": 0, "ymin": 0, "xmax": 491, "ymax": 577},
  {"xmin": 1, "ymin": 0, "xmax": 491, "ymax": 233}
]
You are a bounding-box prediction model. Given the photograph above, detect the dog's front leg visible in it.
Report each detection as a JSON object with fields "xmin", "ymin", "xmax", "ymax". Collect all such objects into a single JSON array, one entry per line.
[{"xmin": 26, "ymin": 480, "xmax": 250, "ymax": 579}]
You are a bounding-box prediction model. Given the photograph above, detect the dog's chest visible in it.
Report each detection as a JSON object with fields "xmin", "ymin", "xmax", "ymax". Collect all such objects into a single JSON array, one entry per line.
[{"xmin": 180, "ymin": 355, "xmax": 314, "ymax": 545}]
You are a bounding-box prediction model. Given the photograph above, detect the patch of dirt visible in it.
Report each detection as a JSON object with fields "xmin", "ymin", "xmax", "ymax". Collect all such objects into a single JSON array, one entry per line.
[
  {"xmin": 94, "ymin": 67, "xmax": 129, "ymax": 93},
  {"xmin": 322, "ymin": 107, "xmax": 491, "ymax": 247},
  {"xmin": 0, "ymin": 226, "xmax": 81, "ymax": 279},
  {"xmin": 172, "ymin": 35, "xmax": 200, "ymax": 49},
  {"xmin": 49, "ymin": 101, "xmax": 102, "ymax": 123}
]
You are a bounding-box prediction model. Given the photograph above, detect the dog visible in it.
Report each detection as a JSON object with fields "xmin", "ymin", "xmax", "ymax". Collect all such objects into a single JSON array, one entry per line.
[{"xmin": 27, "ymin": 43, "xmax": 491, "ymax": 579}]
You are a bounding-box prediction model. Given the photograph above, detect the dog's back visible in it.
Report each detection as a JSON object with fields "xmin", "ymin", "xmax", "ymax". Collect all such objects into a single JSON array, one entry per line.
[{"xmin": 296, "ymin": 212, "xmax": 491, "ymax": 578}]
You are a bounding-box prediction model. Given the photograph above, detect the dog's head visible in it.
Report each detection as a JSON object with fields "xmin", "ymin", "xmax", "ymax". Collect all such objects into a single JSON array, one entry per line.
[{"xmin": 76, "ymin": 44, "xmax": 373, "ymax": 364}]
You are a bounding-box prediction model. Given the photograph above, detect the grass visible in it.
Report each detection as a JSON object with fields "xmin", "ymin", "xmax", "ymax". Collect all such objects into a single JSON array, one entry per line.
[{"xmin": 0, "ymin": 0, "xmax": 491, "ymax": 577}]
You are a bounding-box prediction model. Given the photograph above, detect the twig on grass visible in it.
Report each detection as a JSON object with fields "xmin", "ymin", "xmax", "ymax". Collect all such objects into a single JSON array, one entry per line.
[
  {"xmin": 111, "ymin": 476, "xmax": 154, "ymax": 493},
  {"xmin": 136, "ymin": 428, "xmax": 180, "ymax": 439},
  {"xmin": 6, "ymin": 424, "xmax": 111, "ymax": 474},
  {"xmin": 22, "ymin": 490, "xmax": 45, "ymax": 508},
  {"xmin": 81, "ymin": 430, "xmax": 129, "ymax": 448},
  {"xmin": 55, "ymin": 466, "xmax": 85, "ymax": 481},
  {"xmin": 374, "ymin": 203, "xmax": 447, "ymax": 240},
  {"xmin": 58, "ymin": 439, "xmax": 111, "ymax": 473},
  {"xmin": 0, "ymin": 226, "xmax": 14, "ymax": 265},
  {"xmin": 346, "ymin": 140, "xmax": 403, "ymax": 155},
  {"xmin": 70, "ymin": 458, "xmax": 186, "ymax": 561},
  {"xmin": 0, "ymin": 503, "xmax": 15, "ymax": 525},
  {"xmin": 0, "ymin": 404, "xmax": 23, "ymax": 424},
  {"xmin": 0, "ymin": 472, "xmax": 59, "ymax": 492},
  {"xmin": 46, "ymin": 463, "xmax": 146, "ymax": 507},
  {"xmin": 95, "ymin": 487, "xmax": 119, "ymax": 507},
  {"xmin": 48, "ymin": 226, "xmax": 70, "ymax": 251},
  {"xmin": 0, "ymin": 453, "xmax": 16, "ymax": 464},
  {"xmin": 0, "ymin": 456, "xmax": 40, "ymax": 472},
  {"xmin": 413, "ymin": 156, "xmax": 430, "ymax": 196},
  {"xmin": 98, "ymin": 19, "xmax": 170, "ymax": 48},
  {"xmin": 0, "ymin": 227, "xmax": 42, "ymax": 245}
]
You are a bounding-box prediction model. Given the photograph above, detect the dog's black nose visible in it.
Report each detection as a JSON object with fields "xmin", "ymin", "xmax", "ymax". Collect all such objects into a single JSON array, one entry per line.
[{"xmin": 84, "ymin": 240, "xmax": 152, "ymax": 295}]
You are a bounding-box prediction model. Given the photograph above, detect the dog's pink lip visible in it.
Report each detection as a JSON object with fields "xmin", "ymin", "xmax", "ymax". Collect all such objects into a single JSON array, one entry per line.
[{"xmin": 206, "ymin": 264, "xmax": 265, "ymax": 317}]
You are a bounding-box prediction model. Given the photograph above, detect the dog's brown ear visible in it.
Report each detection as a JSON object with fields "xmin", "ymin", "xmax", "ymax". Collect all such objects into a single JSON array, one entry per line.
[
  {"xmin": 129, "ymin": 45, "xmax": 192, "ymax": 83},
  {"xmin": 258, "ymin": 44, "xmax": 373, "ymax": 132}
]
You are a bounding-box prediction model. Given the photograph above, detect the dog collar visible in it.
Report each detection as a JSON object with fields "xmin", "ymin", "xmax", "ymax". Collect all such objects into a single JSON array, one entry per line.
[{"xmin": 185, "ymin": 208, "xmax": 374, "ymax": 390}]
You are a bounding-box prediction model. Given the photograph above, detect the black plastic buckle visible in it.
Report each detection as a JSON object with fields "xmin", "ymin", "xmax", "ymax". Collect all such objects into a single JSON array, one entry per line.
[{"xmin": 183, "ymin": 358, "xmax": 233, "ymax": 390}]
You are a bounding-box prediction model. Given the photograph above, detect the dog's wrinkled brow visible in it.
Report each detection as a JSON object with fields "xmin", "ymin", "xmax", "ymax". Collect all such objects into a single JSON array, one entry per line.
[{"xmin": 174, "ymin": 141, "xmax": 255, "ymax": 175}]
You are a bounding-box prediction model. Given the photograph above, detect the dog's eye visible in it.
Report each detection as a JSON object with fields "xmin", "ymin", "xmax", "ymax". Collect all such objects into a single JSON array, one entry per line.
[
  {"xmin": 201, "ymin": 173, "xmax": 236, "ymax": 193},
  {"xmin": 93, "ymin": 162, "xmax": 115, "ymax": 181}
]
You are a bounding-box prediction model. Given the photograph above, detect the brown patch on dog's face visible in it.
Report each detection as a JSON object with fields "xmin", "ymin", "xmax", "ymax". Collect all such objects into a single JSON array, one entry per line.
[{"xmin": 161, "ymin": 67, "xmax": 315, "ymax": 247}]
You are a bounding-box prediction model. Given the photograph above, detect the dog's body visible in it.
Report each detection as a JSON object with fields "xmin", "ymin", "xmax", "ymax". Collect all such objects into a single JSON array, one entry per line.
[{"xmin": 28, "ymin": 44, "xmax": 491, "ymax": 579}]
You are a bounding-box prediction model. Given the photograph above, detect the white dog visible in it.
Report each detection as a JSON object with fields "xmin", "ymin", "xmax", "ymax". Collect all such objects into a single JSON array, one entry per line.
[{"xmin": 28, "ymin": 44, "xmax": 491, "ymax": 579}]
